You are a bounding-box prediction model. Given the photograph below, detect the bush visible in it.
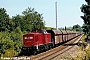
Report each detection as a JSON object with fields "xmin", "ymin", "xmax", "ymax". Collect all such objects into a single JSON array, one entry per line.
[{"xmin": 0, "ymin": 27, "xmax": 24, "ymax": 57}]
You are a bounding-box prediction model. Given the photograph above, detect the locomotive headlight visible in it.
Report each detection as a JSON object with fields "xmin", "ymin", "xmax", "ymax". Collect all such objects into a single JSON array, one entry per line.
[
  {"xmin": 24, "ymin": 36, "xmax": 33, "ymax": 39},
  {"xmin": 25, "ymin": 37, "xmax": 27, "ymax": 39},
  {"xmin": 30, "ymin": 37, "xmax": 33, "ymax": 39}
]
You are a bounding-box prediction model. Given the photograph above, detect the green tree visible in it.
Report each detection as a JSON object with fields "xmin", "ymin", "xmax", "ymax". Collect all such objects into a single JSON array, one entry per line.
[
  {"xmin": 81, "ymin": 0, "xmax": 90, "ymax": 40},
  {"xmin": 0, "ymin": 8, "xmax": 10, "ymax": 32},
  {"xmin": 11, "ymin": 15, "xmax": 22, "ymax": 30},
  {"xmin": 22, "ymin": 7, "xmax": 45, "ymax": 32},
  {"xmin": 72, "ymin": 24, "xmax": 82, "ymax": 31}
]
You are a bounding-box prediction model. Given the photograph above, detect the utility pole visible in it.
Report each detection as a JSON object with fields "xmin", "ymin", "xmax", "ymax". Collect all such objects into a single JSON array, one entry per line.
[{"xmin": 55, "ymin": 2, "xmax": 57, "ymax": 30}]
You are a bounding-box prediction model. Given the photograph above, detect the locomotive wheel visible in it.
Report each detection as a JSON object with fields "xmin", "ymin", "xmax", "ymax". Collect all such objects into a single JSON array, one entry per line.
[
  {"xmin": 50, "ymin": 45, "xmax": 52, "ymax": 49},
  {"xmin": 33, "ymin": 51, "xmax": 37, "ymax": 55}
]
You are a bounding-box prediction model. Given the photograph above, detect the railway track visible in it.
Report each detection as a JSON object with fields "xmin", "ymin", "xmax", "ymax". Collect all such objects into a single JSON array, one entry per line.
[
  {"xmin": 50, "ymin": 34, "xmax": 84, "ymax": 60},
  {"xmin": 30, "ymin": 34, "xmax": 84, "ymax": 60}
]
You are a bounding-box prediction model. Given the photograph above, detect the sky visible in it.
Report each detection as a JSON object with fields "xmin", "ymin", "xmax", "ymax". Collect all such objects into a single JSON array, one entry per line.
[{"xmin": 0, "ymin": 0, "xmax": 86, "ymax": 28}]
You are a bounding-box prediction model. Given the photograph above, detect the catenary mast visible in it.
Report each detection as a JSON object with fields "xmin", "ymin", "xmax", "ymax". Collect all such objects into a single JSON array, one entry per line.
[{"xmin": 55, "ymin": 2, "xmax": 57, "ymax": 30}]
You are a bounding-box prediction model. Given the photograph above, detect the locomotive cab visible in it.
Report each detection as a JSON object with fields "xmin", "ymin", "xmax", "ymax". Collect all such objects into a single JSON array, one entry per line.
[
  {"xmin": 21, "ymin": 30, "xmax": 52, "ymax": 55},
  {"xmin": 23, "ymin": 34, "xmax": 34, "ymax": 47}
]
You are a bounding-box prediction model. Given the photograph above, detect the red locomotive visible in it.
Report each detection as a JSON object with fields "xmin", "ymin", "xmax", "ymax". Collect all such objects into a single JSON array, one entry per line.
[{"xmin": 21, "ymin": 30, "xmax": 81, "ymax": 55}]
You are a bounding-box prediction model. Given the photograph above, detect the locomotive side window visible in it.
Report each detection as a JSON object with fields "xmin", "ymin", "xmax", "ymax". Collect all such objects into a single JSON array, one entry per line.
[{"xmin": 44, "ymin": 30, "xmax": 47, "ymax": 33}]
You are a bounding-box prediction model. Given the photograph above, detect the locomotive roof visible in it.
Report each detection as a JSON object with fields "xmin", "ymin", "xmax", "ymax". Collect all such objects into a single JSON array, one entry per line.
[{"xmin": 23, "ymin": 32, "xmax": 50, "ymax": 36}]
